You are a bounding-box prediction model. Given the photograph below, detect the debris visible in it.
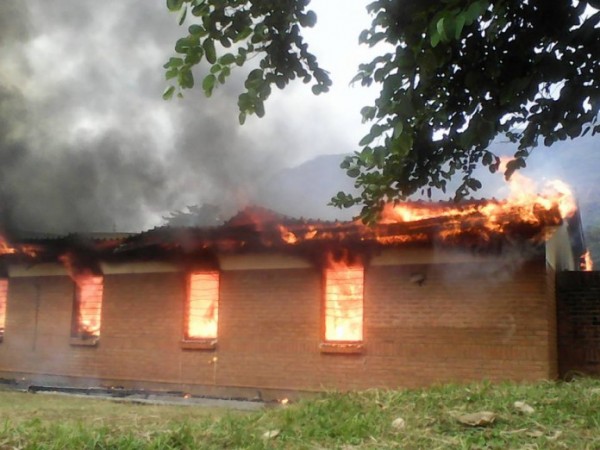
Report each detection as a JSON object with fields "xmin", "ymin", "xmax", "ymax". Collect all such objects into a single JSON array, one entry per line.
[
  {"xmin": 456, "ymin": 411, "xmax": 496, "ymax": 427},
  {"xmin": 391, "ymin": 417, "xmax": 406, "ymax": 430},
  {"xmin": 514, "ymin": 401, "xmax": 535, "ymax": 414},
  {"xmin": 525, "ymin": 429, "xmax": 544, "ymax": 438},
  {"xmin": 500, "ymin": 428, "xmax": 528, "ymax": 435},
  {"xmin": 262, "ymin": 429, "xmax": 280, "ymax": 440},
  {"xmin": 547, "ymin": 430, "xmax": 563, "ymax": 441}
]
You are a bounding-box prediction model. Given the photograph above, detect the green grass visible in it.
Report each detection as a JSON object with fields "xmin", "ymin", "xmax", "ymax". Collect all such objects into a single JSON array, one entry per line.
[{"xmin": 1, "ymin": 378, "xmax": 599, "ymax": 449}]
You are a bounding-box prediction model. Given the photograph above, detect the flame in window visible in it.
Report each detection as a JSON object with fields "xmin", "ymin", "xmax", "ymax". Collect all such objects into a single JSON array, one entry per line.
[
  {"xmin": 187, "ymin": 272, "xmax": 219, "ymax": 339},
  {"xmin": 581, "ymin": 250, "xmax": 594, "ymax": 271},
  {"xmin": 324, "ymin": 266, "xmax": 364, "ymax": 342},
  {"xmin": 73, "ymin": 276, "xmax": 103, "ymax": 338},
  {"xmin": 0, "ymin": 279, "xmax": 7, "ymax": 339}
]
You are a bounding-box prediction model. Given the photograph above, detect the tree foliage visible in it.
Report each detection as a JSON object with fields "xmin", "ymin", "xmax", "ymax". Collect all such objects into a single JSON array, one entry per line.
[
  {"xmin": 163, "ymin": 0, "xmax": 331, "ymax": 125},
  {"xmin": 165, "ymin": 0, "xmax": 600, "ymax": 221}
]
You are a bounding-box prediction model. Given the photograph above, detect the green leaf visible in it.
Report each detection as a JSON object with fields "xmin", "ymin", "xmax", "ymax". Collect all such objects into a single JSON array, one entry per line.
[
  {"xmin": 299, "ymin": 10, "xmax": 317, "ymax": 28},
  {"xmin": 393, "ymin": 121, "xmax": 404, "ymax": 139},
  {"xmin": 247, "ymin": 68, "xmax": 263, "ymax": 81},
  {"xmin": 347, "ymin": 167, "xmax": 360, "ymax": 178},
  {"xmin": 238, "ymin": 93, "xmax": 251, "ymax": 111},
  {"xmin": 179, "ymin": 69, "xmax": 194, "ymax": 89},
  {"xmin": 162, "ymin": 85, "xmax": 176, "ymax": 100},
  {"xmin": 185, "ymin": 49, "xmax": 202, "ymax": 65},
  {"xmin": 191, "ymin": 3, "xmax": 209, "ymax": 17},
  {"xmin": 358, "ymin": 29, "xmax": 370, "ymax": 44},
  {"xmin": 219, "ymin": 53, "xmax": 236, "ymax": 65},
  {"xmin": 220, "ymin": 36, "xmax": 231, "ymax": 48},
  {"xmin": 255, "ymin": 100, "xmax": 265, "ymax": 118},
  {"xmin": 165, "ymin": 57, "xmax": 184, "ymax": 69},
  {"xmin": 235, "ymin": 26, "xmax": 253, "ymax": 42},
  {"xmin": 359, "ymin": 133, "xmax": 375, "ymax": 147},
  {"xmin": 178, "ymin": 6, "xmax": 187, "ymax": 25},
  {"xmin": 436, "ymin": 18, "xmax": 447, "ymax": 41},
  {"xmin": 360, "ymin": 106, "xmax": 377, "ymax": 123},
  {"xmin": 188, "ymin": 24, "xmax": 204, "ymax": 36},
  {"xmin": 203, "ymin": 38, "xmax": 217, "ymax": 64},
  {"xmin": 373, "ymin": 146, "xmax": 387, "ymax": 167},
  {"xmin": 430, "ymin": 32, "xmax": 440, "ymax": 48},
  {"xmin": 482, "ymin": 152, "xmax": 492, "ymax": 166},
  {"xmin": 238, "ymin": 111, "xmax": 246, "ymax": 125},
  {"xmin": 455, "ymin": 13, "xmax": 466, "ymax": 39},
  {"xmin": 395, "ymin": 135, "xmax": 413, "ymax": 156},
  {"xmin": 466, "ymin": 178, "xmax": 482, "ymax": 190},
  {"xmin": 275, "ymin": 77, "xmax": 286, "ymax": 89},
  {"xmin": 464, "ymin": 0, "xmax": 488, "ymax": 25},
  {"xmin": 167, "ymin": 0, "xmax": 184, "ymax": 12},
  {"xmin": 359, "ymin": 147, "xmax": 374, "ymax": 165},
  {"xmin": 202, "ymin": 74, "xmax": 216, "ymax": 96},
  {"xmin": 165, "ymin": 68, "xmax": 178, "ymax": 80},
  {"xmin": 174, "ymin": 37, "xmax": 189, "ymax": 53}
]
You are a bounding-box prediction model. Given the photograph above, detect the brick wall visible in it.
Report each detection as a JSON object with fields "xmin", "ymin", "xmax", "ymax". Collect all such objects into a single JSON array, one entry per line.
[
  {"xmin": 0, "ymin": 256, "xmax": 557, "ymax": 397},
  {"xmin": 556, "ymin": 271, "xmax": 600, "ymax": 377}
]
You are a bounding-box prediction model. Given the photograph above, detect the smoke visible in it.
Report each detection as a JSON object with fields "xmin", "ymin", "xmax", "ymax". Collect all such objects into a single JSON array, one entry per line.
[{"xmin": 0, "ymin": 0, "xmax": 350, "ymax": 234}]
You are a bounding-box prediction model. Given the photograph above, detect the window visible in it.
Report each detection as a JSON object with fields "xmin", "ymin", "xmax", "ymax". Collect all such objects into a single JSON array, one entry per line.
[
  {"xmin": 185, "ymin": 271, "xmax": 219, "ymax": 341},
  {"xmin": 0, "ymin": 279, "xmax": 7, "ymax": 341},
  {"xmin": 324, "ymin": 266, "xmax": 364, "ymax": 343},
  {"xmin": 71, "ymin": 276, "xmax": 103, "ymax": 343}
]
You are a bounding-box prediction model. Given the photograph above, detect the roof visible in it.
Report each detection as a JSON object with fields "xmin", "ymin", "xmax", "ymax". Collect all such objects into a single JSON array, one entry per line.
[{"xmin": 0, "ymin": 201, "xmax": 565, "ymax": 263}]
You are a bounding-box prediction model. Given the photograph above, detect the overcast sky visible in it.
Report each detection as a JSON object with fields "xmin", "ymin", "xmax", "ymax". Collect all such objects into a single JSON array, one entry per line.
[{"xmin": 0, "ymin": 0, "xmax": 379, "ymax": 233}]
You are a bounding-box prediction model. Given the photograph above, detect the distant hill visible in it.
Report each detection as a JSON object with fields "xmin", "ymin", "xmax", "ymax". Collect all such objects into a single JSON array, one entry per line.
[{"xmin": 255, "ymin": 154, "xmax": 360, "ymax": 221}]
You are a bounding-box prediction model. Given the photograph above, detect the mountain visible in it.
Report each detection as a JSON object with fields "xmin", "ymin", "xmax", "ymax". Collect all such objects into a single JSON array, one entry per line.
[{"xmin": 255, "ymin": 154, "xmax": 360, "ymax": 221}]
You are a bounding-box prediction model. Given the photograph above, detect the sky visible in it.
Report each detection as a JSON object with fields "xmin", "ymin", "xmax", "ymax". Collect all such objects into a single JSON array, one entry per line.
[{"xmin": 0, "ymin": 0, "xmax": 378, "ymax": 233}]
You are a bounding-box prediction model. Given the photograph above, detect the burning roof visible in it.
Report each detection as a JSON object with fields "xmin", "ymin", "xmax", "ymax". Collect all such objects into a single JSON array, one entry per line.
[
  {"xmin": 0, "ymin": 186, "xmax": 587, "ymax": 269},
  {"xmin": 1, "ymin": 199, "xmax": 563, "ymax": 259},
  {"xmin": 110, "ymin": 198, "xmax": 565, "ymax": 255}
]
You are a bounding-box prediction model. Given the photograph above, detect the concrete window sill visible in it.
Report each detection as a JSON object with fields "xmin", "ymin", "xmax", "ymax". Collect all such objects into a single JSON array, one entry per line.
[
  {"xmin": 70, "ymin": 337, "xmax": 99, "ymax": 347},
  {"xmin": 181, "ymin": 339, "xmax": 217, "ymax": 350},
  {"xmin": 319, "ymin": 342, "xmax": 364, "ymax": 354}
]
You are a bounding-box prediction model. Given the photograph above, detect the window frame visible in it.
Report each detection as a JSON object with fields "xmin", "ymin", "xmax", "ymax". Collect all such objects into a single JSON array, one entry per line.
[
  {"xmin": 320, "ymin": 265, "xmax": 365, "ymax": 354},
  {"xmin": 181, "ymin": 271, "xmax": 220, "ymax": 350},
  {"xmin": 70, "ymin": 276, "xmax": 103, "ymax": 346}
]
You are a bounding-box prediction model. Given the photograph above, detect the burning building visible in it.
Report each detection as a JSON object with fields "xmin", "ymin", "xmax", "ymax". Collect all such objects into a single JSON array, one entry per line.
[{"xmin": 0, "ymin": 190, "xmax": 592, "ymax": 399}]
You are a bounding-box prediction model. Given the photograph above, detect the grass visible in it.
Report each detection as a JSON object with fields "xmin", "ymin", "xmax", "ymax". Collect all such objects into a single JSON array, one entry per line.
[{"xmin": 0, "ymin": 378, "xmax": 599, "ymax": 449}]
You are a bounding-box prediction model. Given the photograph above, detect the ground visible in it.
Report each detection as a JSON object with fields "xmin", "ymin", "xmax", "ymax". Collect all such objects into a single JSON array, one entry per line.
[{"xmin": 0, "ymin": 379, "xmax": 599, "ymax": 449}]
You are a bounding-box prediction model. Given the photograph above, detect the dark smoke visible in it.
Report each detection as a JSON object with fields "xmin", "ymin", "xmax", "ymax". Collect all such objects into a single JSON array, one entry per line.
[{"xmin": 0, "ymin": 0, "xmax": 314, "ymax": 234}]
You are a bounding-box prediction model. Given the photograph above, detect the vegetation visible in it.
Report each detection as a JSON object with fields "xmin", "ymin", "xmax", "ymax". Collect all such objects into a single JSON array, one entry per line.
[
  {"xmin": 163, "ymin": 0, "xmax": 600, "ymax": 221},
  {"xmin": 1, "ymin": 378, "xmax": 600, "ymax": 448}
]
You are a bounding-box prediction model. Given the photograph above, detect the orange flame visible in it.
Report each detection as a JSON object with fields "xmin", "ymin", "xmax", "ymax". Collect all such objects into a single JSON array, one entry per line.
[
  {"xmin": 0, "ymin": 235, "xmax": 38, "ymax": 258},
  {"xmin": 74, "ymin": 275, "xmax": 103, "ymax": 337},
  {"xmin": 0, "ymin": 236, "xmax": 16, "ymax": 255},
  {"xmin": 278, "ymin": 225, "xmax": 298, "ymax": 244},
  {"xmin": 324, "ymin": 255, "xmax": 363, "ymax": 342},
  {"xmin": 0, "ymin": 279, "xmax": 7, "ymax": 338},
  {"xmin": 382, "ymin": 159, "xmax": 576, "ymax": 227},
  {"xmin": 59, "ymin": 253, "xmax": 103, "ymax": 337},
  {"xmin": 581, "ymin": 250, "xmax": 594, "ymax": 271},
  {"xmin": 187, "ymin": 272, "xmax": 219, "ymax": 339}
]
